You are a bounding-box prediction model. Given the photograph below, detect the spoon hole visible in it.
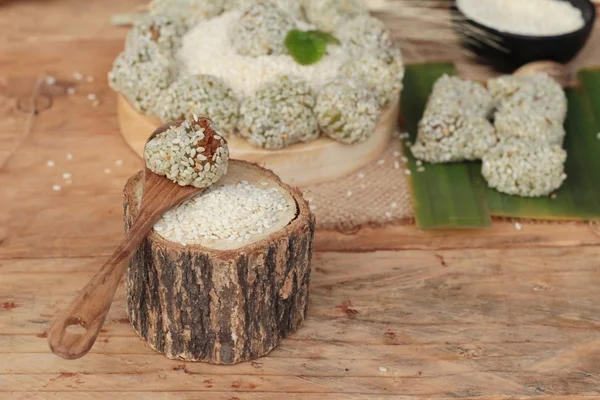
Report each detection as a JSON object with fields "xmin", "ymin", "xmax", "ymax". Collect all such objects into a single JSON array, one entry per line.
[{"xmin": 65, "ymin": 316, "xmax": 87, "ymax": 335}]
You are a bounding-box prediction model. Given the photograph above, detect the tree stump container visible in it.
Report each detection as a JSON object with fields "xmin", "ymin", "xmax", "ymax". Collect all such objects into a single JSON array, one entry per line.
[{"xmin": 122, "ymin": 160, "xmax": 315, "ymax": 364}]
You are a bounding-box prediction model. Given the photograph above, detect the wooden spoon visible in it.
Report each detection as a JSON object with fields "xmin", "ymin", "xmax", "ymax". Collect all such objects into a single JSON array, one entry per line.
[{"xmin": 48, "ymin": 120, "xmax": 203, "ymax": 360}]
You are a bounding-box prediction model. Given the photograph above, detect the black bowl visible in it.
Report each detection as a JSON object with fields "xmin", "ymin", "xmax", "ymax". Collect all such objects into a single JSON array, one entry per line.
[{"xmin": 451, "ymin": 0, "xmax": 596, "ymax": 72}]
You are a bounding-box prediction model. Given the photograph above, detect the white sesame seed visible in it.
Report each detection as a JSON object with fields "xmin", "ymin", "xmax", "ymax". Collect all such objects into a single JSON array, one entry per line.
[
  {"xmin": 52, "ymin": 185, "xmax": 62, "ymax": 191},
  {"xmin": 514, "ymin": 222, "xmax": 522, "ymax": 231},
  {"xmin": 394, "ymin": 161, "xmax": 400, "ymax": 170},
  {"xmin": 416, "ymin": 160, "xmax": 423, "ymax": 166},
  {"xmin": 46, "ymin": 76, "xmax": 56, "ymax": 85},
  {"xmin": 104, "ymin": 168, "xmax": 112, "ymax": 174},
  {"xmin": 379, "ymin": 366, "xmax": 388, "ymax": 372},
  {"xmin": 377, "ymin": 159, "xmax": 385, "ymax": 166},
  {"xmin": 417, "ymin": 166, "xmax": 426, "ymax": 172},
  {"xmin": 47, "ymin": 160, "xmax": 55, "ymax": 167},
  {"xmin": 391, "ymin": 202, "xmax": 397, "ymax": 208},
  {"xmin": 346, "ymin": 190, "xmax": 352, "ymax": 197},
  {"xmin": 66, "ymin": 87, "xmax": 76, "ymax": 95},
  {"xmin": 87, "ymin": 93, "xmax": 97, "ymax": 101},
  {"xmin": 384, "ymin": 211, "xmax": 392, "ymax": 218},
  {"xmin": 401, "ymin": 156, "xmax": 408, "ymax": 163},
  {"xmin": 357, "ymin": 172, "xmax": 365, "ymax": 179},
  {"xmin": 404, "ymin": 169, "xmax": 412, "ymax": 175},
  {"xmin": 309, "ymin": 204, "xmax": 316, "ymax": 211},
  {"xmin": 73, "ymin": 72, "xmax": 83, "ymax": 80},
  {"xmin": 597, "ymin": 132, "xmax": 600, "ymax": 140},
  {"xmin": 115, "ymin": 159, "xmax": 123, "ymax": 166},
  {"xmin": 62, "ymin": 173, "xmax": 72, "ymax": 180},
  {"xmin": 260, "ymin": 181, "xmax": 269, "ymax": 186},
  {"xmin": 66, "ymin": 153, "xmax": 73, "ymax": 160}
]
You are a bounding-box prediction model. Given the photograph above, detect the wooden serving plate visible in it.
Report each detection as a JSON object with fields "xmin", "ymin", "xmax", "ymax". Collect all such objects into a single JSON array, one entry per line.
[{"xmin": 117, "ymin": 94, "xmax": 399, "ymax": 186}]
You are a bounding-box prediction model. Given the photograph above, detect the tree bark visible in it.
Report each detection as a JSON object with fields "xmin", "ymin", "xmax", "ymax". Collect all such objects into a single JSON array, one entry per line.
[{"xmin": 122, "ymin": 162, "xmax": 315, "ymax": 364}]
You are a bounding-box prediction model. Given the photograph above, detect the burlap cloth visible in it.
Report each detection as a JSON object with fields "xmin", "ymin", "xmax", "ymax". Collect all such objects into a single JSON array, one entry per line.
[{"xmin": 302, "ymin": 135, "xmax": 414, "ymax": 232}]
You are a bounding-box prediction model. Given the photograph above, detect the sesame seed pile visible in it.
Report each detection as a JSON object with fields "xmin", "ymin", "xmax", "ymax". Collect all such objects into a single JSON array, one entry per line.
[
  {"xmin": 315, "ymin": 79, "xmax": 380, "ymax": 144},
  {"xmin": 153, "ymin": 180, "xmax": 290, "ymax": 245},
  {"xmin": 456, "ymin": 0, "xmax": 585, "ymax": 37},
  {"xmin": 144, "ymin": 115, "xmax": 229, "ymax": 188},
  {"xmin": 238, "ymin": 75, "xmax": 319, "ymax": 149},
  {"xmin": 411, "ymin": 73, "xmax": 569, "ymax": 197},
  {"xmin": 109, "ymin": 0, "xmax": 404, "ymax": 149}
]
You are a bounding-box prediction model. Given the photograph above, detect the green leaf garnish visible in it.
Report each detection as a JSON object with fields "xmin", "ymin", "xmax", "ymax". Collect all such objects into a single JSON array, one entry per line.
[{"xmin": 285, "ymin": 29, "xmax": 340, "ymax": 66}]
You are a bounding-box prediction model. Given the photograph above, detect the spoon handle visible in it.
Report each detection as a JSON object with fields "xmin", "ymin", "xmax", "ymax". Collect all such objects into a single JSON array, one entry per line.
[{"xmin": 47, "ymin": 210, "xmax": 158, "ymax": 360}]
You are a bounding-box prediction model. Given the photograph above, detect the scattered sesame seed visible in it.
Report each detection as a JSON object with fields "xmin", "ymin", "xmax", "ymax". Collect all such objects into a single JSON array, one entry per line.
[
  {"xmin": 47, "ymin": 160, "xmax": 55, "ymax": 167},
  {"xmin": 346, "ymin": 190, "xmax": 352, "ymax": 197},
  {"xmin": 597, "ymin": 132, "xmax": 600, "ymax": 139},
  {"xmin": 515, "ymin": 222, "xmax": 522, "ymax": 231},
  {"xmin": 86, "ymin": 76, "xmax": 94, "ymax": 82},
  {"xmin": 62, "ymin": 173, "xmax": 72, "ymax": 180},
  {"xmin": 416, "ymin": 160, "xmax": 423, "ymax": 166},
  {"xmin": 87, "ymin": 93, "xmax": 97, "ymax": 101},
  {"xmin": 417, "ymin": 166, "xmax": 426, "ymax": 172},
  {"xmin": 66, "ymin": 87, "xmax": 76, "ymax": 95},
  {"xmin": 358, "ymin": 172, "xmax": 365, "ymax": 179},
  {"xmin": 73, "ymin": 71, "xmax": 83, "ymax": 80},
  {"xmin": 52, "ymin": 185, "xmax": 62, "ymax": 191},
  {"xmin": 404, "ymin": 169, "xmax": 412, "ymax": 175},
  {"xmin": 46, "ymin": 76, "xmax": 56, "ymax": 85},
  {"xmin": 115, "ymin": 159, "xmax": 123, "ymax": 166},
  {"xmin": 260, "ymin": 181, "xmax": 269, "ymax": 186},
  {"xmin": 309, "ymin": 204, "xmax": 317, "ymax": 211},
  {"xmin": 391, "ymin": 202, "xmax": 397, "ymax": 208},
  {"xmin": 377, "ymin": 159, "xmax": 385, "ymax": 166},
  {"xmin": 401, "ymin": 156, "xmax": 408, "ymax": 163},
  {"xmin": 394, "ymin": 161, "xmax": 400, "ymax": 169},
  {"xmin": 66, "ymin": 153, "xmax": 73, "ymax": 160},
  {"xmin": 379, "ymin": 366, "xmax": 388, "ymax": 372},
  {"xmin": 104, "ymin": 168, "xmax": 112, "ymax": 174},
  {"xmin": 392, "ymin": 151, "xmax": 400, "ymax": 157},
  {"xmin": 385, "ymin": 211, "xmax": 392, "ymax": 218}
]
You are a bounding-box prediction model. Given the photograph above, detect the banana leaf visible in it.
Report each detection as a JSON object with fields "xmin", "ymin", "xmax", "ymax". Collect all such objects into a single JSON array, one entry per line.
[{"xmin": 401, "ymin": 63, "xmax": 600, "ymax": 229}]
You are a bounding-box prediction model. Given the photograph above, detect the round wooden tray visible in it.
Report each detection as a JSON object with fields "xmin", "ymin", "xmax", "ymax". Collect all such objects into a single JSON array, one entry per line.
[{"xmin": 117, "ymin": 94, "xmax": 399, "ymax": 186}]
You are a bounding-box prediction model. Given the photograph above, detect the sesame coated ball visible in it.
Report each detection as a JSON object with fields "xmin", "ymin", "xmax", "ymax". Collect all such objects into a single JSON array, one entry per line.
[
  {"xmin": 148, "ymin": 0, "xmax": 225, "ymax": 29},
  {"xmin": 229, "ymin": 2, "xmax": 295, "ymax": 56},
  {"xmin": 108, "ymin": 40, "xmax": 173, "ymax": 114},
  {"xmin": 338, "ymin": 54, "xmax": 404, "ymax": 107},
  {"xmin": 481, "ymin": 138, "xmax": 567, "ymax": 197},
  {"xmin": 304, "ymin": 0, "xmax": 367, "ymax": 33},
  {"xmin": 155, "ymin": 74, "xmax": 239, "ymax": 136},
  {"xmin": 238, "ymin": 75, "xmax": 319, "ymax": 149},
  {"xmin": 429, "ymin": 74, "xmax": 494, "ymax": 118},
  {"xmin": 337, "ymin": 15, "xmax": 396, "ymax": 63},
  {"xmin": 125, "ymin": 14, "xmax": 188, "ymax": 56},
  {"xmin": 144, "ymin": 115, "xmax": 229, "ymax": 188},
  {"xmin": 315, "ymin": 79, "xmax": 381, "ymax": 144},
  {"xmin": 411, "ymin": 108, "xmax": 497, "ymax": 163},
  {"xmin": 224, "ymin": 0, "xmax": 304, "ymax": 20},
  {"xmin": 494, "ymin": 106, "xmax": 566, "ymax": 146},
  {"xmin": 487, "ymin": 74, "xmax": 567, "ymax": 122}
]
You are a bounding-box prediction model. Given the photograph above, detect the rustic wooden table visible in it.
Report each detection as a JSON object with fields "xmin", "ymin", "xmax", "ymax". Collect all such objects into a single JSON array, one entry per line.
[{"xmin": 1, "ymin": 1, "xmax": 600, "ymax": 399}]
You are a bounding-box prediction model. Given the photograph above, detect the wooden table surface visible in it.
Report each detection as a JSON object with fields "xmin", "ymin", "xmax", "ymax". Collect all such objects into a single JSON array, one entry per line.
[{"xmin": 1, "ymin": 1, "xmax": 600, "ymax": 399}]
